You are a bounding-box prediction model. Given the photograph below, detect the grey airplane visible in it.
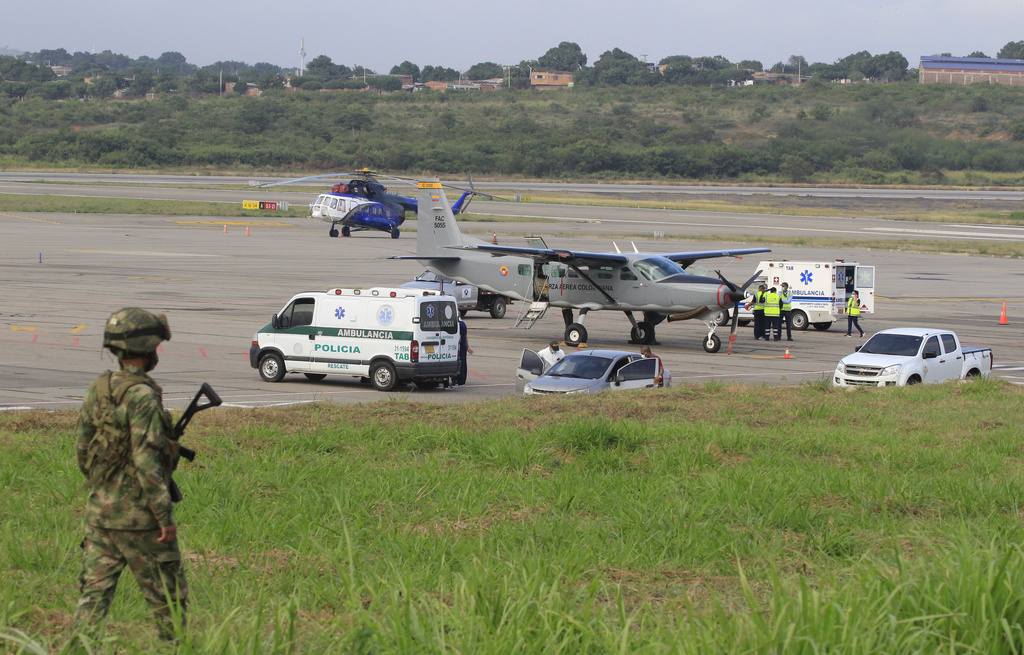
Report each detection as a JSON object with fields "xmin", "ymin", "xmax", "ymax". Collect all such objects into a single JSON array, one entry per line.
[{"xmin": 398, "ymin": 178, "xmax": 770, "ymax": 353}]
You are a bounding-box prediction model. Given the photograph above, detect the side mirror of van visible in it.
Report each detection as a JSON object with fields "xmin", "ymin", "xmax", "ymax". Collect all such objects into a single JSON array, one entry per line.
[{"xmin": 271, "ymin": 314, "xmax": 280, "ymax": 330}]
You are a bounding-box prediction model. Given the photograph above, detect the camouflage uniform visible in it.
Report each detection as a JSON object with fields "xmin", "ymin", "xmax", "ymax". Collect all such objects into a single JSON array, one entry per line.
[{"xmin": 74, "ymin": 309, "xmax": 187, "ymax": 640}]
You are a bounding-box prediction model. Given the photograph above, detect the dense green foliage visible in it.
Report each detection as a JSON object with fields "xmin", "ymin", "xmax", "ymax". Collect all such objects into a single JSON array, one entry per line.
[
  {"xmin": 5, "ymin": 82, "xmax": 1024, "ymax": 184},
  {"xmin": 3, "ymin": 381, "xmax": 1024, "ymax": 652}
]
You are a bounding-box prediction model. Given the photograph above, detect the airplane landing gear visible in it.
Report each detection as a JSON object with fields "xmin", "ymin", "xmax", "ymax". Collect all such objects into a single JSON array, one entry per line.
[
  {"xmin": 391, "ymin": 228, "xmax": 400, "ymax": 239},
  {"xmin": 630, "ymin": 321, "xmax": 656, "ymax": 345},
  {"xmin": 341, "ymin": 225, "xmax": 351, "ymax": 237},
  {"xmin": 329, "ymin": 227, "xmax": 340, "ymax": 238},
  {"xmin": 565, "ymin": 323, "xmax": 588, "ymax": 346},
  {"xmin": 702, "ymin": 320, "xmax": 722, "ymax": 353}
]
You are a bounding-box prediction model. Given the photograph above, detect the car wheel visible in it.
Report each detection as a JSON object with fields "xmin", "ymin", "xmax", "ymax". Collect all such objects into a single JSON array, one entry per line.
[
  {"xmin": 812, "ymin": 322, "xmax": 832, "ymax": 331},
  {"xmin": 414, "ymin": 380, "xmax": 440, "ymax": 390},
  {"xmin": 341, "ymin": 225, "xmax": 351, "ymax": 237},
  {"xmin": 630, "ymin": 321, "xmax": 656, "ymax": 345},
  {"xmin": 370, "ymin": 361, "xmax": 398, "ymax": 391},
  {"xmin": 738, "ymin": 319, "xmax": 751, "ymax": 327},
  {"xmin": 303, "ymin": 373, "xmax": 327, "ymax": 381},
  {"xmin": 489, "ymin": 297, "xmax": 507, "ymax": 319},
  {"xmin": 565, "ymin": 323, "xmax": 588, "ymax": 346},
  {"xmin": 259, "ymin": 353, "xmax": 285, "ymax": 382},
  {"xmin": 703, "ymin": 333, "xmax": 722, "ymax": 353},
  {"xmin": 791, "ymin": 310, "xmax": 808, "ymax": 331},
  {"xmin": 329, "ymin": 228, "xmax": 339, "ymax": 238},
  {"xmin": 906, "ymin": 375, "xmax": 921, "ymax": 385},
  {"xmin": 712, "ymin": 309, "xmax": 730, "ymax": 326}
]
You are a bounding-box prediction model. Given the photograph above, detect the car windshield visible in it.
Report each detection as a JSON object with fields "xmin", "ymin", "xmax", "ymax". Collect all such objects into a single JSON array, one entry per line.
[
  {"xmin": 632, "ymin": 257, "xmax": 685, "ymax": 282},
  {"xmin": 414, "ymin": 271, "xmax": 441, "ymax": 282},
  {"xmin": 545, "ymin": 355, "xmax": 612, "ymax": 380},
  {"xmin": 859, "ymin": 333, "xmax": 922, "ymax": 356}
]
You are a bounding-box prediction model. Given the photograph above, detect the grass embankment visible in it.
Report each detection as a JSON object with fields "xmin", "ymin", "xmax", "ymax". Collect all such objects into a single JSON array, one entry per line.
[{"xmin": 4, "ymin": 380, "xmax": 1024, "ymax": 653}]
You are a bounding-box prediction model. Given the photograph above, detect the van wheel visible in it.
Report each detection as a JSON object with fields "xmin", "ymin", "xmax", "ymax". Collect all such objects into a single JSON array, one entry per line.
[
  {"xmin": 303, "ymin": 373, "xmax": 327, "ymax": 381},
  {"xmin": 459, "ymin": 309, "xmax": 468, "ymax": 318},
  {"xmin": 490, "ymin": 297, "xmax": 507, "ymax": 319},
  {"xmin": 259, "ymin": 353, "xmax": 285, "ymax": 382},
  {"xmin": 738, "ymin": 319, "xmax": 751, "ymax": 327},
  {"xmin": 414, "ymin": 380, "xmax": 440, "ymax": 390},
  {"xmin": 711, "ymin": 309, "xmax": 729, "ymax": 326},
  {"xmin": 791, "ymin": 310, "xmax": 808, "ymax": 331},
  {"xmin": 812, "ymin": 322, "xmax": 832, "ymax": 331},
  {"xmin": 370, "ymin": 362, "xmax": 398, "ymax": 391}
]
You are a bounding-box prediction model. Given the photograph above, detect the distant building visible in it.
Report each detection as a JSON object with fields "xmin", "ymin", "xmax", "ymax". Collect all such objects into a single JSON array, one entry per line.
[
  {"xmin": 49, "ymin": 65, "xmax": 73, "ymax": 77},
  {"xmin": 919, "ymin": 56, "xmax": 1024, "ymax": 85},
  {"xmin": 530, "ymin": 71, "xmax": 574, "ymax": 89}
]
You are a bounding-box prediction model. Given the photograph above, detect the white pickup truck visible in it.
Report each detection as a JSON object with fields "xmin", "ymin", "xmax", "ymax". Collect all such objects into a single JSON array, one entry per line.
[{"xmin": 833, "ymin": 328, "xmax": 992, "ymax": 387}]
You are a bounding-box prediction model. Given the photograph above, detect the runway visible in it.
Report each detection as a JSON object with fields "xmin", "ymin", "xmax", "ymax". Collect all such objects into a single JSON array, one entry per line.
[{"xmin": 2, "ymin": 175, "xmax": 1022, "ymax": 410}]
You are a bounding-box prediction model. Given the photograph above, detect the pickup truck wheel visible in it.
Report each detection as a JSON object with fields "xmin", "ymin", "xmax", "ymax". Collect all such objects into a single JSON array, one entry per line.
[
  {"xmin": 565, "ymin": 323, "xmax": 587, "ymax": 346},
  {"xmin": 812, "ymin": 322, "xmax": 832, "ymax": 331},
  {"xmin": 791, "ymin": 310, "xmax": 808, "ymax": 331},
  {"xmin": 489, "ymin": 297, "xmax": 507, "ymax": 319},
  {"xmin": 303, "ymin": 373, "xmax": 327, "ymax": 381},
  {"xmin": 906, "ymin": 375, "xmax": 921, "ymax": 385},
  {"xmin": 259, "ymin": 353, "xmax": 286, "ymax": 382},
  {"xmin": 370, "ymin": 362, "xmax": 398, "ymax": 391},
  {"xmin": 965, "ymin": 368, "xmax": 981, "ymax": 379}
]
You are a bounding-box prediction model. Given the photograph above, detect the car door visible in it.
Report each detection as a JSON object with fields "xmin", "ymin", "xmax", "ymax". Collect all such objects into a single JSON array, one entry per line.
[
  {"xmin": 516, "ymin": 349, "xmax": 543, "ymax": 394},
  {"xmin": 612, "ymin": 357, "xmax": 659, "ymax": 390},
  {"xmin": 934, "ymin": 333, "xmax": 964, "ymax": 381},
  {"xmin": 920, "ymin": 335, "xmax": 950, "ymax": 383},
  {"xmin": 276, "ymin": 297, "xmax": 317, "ymax": 373}
]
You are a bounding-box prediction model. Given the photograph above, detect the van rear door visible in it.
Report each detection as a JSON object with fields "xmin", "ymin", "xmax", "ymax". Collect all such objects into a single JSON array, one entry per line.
[{"xmin": 854, "ymin": 265, "xmax": 875, "ymax": 314}]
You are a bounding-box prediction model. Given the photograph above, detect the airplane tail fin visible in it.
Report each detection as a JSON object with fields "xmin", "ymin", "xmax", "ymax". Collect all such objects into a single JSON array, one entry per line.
[{"xmin": 417, "ymin": 178, "xmax": 477, "ymax": 258}]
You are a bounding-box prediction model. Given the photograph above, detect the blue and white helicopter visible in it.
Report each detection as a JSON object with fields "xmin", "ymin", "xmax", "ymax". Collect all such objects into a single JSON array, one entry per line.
[{"xmin": 259, "ymin": 169, "xmax": 479, "ymax": 239}]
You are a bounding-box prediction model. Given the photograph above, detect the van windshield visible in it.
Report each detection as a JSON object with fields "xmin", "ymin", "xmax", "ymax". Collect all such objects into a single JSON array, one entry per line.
[{"xmin": 859, "ymin": 334, "xmax": 922, "ymax": 357}]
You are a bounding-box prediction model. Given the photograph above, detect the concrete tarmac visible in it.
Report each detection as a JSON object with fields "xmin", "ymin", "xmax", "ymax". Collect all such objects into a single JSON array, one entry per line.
[{"xmin": 2, "ymin": 181, "xmax": 1023, "ymax": 410}]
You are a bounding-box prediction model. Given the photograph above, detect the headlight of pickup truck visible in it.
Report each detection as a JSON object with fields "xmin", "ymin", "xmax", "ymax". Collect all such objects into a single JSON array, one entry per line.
[
  {"xmin": 879, "ymin": 363, "xmax": 902, "ymax": 376},
  {"xmin": 836, "ymin": 361, "xmax": 846, "ymax": 375}
]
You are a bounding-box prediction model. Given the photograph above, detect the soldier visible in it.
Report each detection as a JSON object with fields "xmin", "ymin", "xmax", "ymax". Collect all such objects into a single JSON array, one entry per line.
[{"xmin": 74, "ymin": 308, "xmax": 187, "ymax": 642}]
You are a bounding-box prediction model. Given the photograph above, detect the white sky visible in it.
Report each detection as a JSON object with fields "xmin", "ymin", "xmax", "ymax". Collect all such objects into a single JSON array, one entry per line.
[{"xmin": 3, "ymin": 0, "xmax": 1024, "ymax": 72}]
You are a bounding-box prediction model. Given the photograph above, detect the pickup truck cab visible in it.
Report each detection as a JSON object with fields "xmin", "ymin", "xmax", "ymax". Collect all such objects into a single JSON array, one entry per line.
[
  {"xmin": 833, "ymin": 328, "xmax": 992, "ymax": 387},
  {"xmin": 400, "ymin": 271, "xmax": 510, "ymax": 319}
]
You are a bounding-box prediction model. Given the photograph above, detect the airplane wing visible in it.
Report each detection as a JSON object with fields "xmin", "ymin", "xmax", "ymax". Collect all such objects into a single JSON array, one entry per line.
[
  {"xmin": 661, "ymin": 248, "xmax": 771, "ymax": 269},
  {"xmin": 454, "ymin": 244, "xmax": 629, "ymax": 266}
]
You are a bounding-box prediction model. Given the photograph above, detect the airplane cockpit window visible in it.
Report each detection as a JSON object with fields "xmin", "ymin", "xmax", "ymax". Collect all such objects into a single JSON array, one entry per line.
[
  {"xmin": 633, "ymin": 257, "xmax": 685, "ymax": 282},
  {"xmin": 329, "ymin": 198, "xmax": 338, "ymax": 210}
]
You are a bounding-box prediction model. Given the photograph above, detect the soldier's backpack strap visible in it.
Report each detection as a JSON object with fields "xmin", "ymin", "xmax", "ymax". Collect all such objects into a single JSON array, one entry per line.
[{"xmin": 84, "ymin": 372, "xmax": 158, "ymax": 487}]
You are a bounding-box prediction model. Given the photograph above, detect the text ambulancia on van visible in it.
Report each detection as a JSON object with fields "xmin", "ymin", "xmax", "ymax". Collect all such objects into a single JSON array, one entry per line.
[{"xmin": 250, "ymin": 287, "xmax": 460, "ymax": 391}]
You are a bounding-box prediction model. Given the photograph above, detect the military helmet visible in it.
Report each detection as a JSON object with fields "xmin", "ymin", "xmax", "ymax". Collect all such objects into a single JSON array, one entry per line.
[{"xmin": 103, "ymin": 307, "xmax": 171, "ymax": 355}]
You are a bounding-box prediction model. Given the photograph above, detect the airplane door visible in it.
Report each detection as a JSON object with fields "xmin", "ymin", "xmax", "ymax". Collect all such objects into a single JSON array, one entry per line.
[
  {"xmin": 516, "ymin": 349, "xmax": 542, "ymax": 394},
  {"xmin": 854, "ymin": 266, "xmax": 875, "ymax": 314},
  {"xmin": 613, "ymin": 357, "xmax": 659, "ymax": 390}
]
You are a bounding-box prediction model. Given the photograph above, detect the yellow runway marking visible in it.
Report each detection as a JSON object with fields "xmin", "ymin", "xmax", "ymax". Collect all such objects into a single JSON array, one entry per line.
[
  {"xmin": 11, "ymin": 326, "xmax": 36, "ymax": 332},
  {"xmin": 0, "ymin": 212, "xmax": 62, "ymax": 224},
  {"xmin": 71, "ymin": 325, "xmax": 87, "ymax": 333}
]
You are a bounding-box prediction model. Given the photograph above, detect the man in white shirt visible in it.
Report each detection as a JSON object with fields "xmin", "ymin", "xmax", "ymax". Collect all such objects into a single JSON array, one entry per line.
[{"xmin": 538, "ymin": 340, "xmax": 564, "ymax": 372}]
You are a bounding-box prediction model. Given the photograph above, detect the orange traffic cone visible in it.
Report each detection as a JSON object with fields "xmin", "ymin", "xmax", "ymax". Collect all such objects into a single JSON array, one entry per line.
[
  {"xmin": 784, "ymin": 347, "xmax": 791, "ymax": 359},
  {"xmin": 492, "ymin": 231, "xmax": 498, "ymax": 245},
  {"xmin": 223, "ymin": 224, "xmax": 227, "ymax": 233},
  {"xmin": 245, "ymin": 226, "xmax": 250, "ymax": 236},
  {"xmin": 1000, "ymin": 301, "xmax": 1008, "ymax": 325}
]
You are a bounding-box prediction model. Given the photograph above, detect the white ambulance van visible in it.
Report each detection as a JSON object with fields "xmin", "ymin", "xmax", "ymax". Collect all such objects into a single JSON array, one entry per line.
[
  {"xmin": 250, "ymin": 287, "xmax": 461, "ymax": 391},
  {"xmin": 736, "ymin": 260, "xmax": 876, "ymax": 330}
]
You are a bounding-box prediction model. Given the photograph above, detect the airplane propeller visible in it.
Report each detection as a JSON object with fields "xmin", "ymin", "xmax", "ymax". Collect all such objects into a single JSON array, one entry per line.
[{"xmin": 716, "ymin": 269, "xmax": 762, "ymax": 355}]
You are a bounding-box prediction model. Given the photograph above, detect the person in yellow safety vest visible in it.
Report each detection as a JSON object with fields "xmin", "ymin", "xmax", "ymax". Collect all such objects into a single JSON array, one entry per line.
[
  {"xmin": 744, "ymin": 284, "xmax": 768, "ymax": 340},
  {"xmin": 780, "ymin": 282, "xmax": 794, "ymax": 341},
  {"xmin": 846, "ymin": 289, "xmax": 864, "ymax": 338},
  {"xmin": 764, "ymin": 286, "xmax": 782, "ymax": 341}
]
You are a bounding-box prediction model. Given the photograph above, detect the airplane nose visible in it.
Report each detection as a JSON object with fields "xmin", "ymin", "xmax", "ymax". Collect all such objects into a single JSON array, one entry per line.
[{"xmin": 724, "ymin": 289, "xmax": 746, "ymax": 306}]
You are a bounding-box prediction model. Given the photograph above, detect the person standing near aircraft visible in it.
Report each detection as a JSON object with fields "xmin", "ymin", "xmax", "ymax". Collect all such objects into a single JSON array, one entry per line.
[
  {"xmin": 74, "ymin": 308, "xmax": 187, "ymax": 642},
  {"xmin": 639, "ymin": 345, "xmax": 665, "ymax": 387},
  {"xmin": 846, "ymin": 290, "xmax": 864, "ymax": 338},
  {"xmin": 764, "ymin": 287, "xmax": 782, "ymax": 341},
  {"xmin": 538, "ymin": 340, "xmax": 564, "ymax": 372},
  {"xmin": 455, "ymin": 319, "xmax": 473, "ymax": 385},
  {"xmin": 780, "ymin": 282, "xmax": 794, "ymax": 341},
  {"xmin": 745, "ymin": 284, "xmax": 768, "ymax": 340}
]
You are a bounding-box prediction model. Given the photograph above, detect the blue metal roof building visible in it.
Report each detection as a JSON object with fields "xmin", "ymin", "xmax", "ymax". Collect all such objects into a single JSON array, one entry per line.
[{"xmin": 919, "ymin": 56, "xmax": 1024, "ymax": 85}]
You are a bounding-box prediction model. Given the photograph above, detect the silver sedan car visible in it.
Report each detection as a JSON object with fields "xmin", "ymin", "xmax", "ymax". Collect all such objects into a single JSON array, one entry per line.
[{"xmin": 516, "ymin": 349, "xmax": 671, "ymax": 395}]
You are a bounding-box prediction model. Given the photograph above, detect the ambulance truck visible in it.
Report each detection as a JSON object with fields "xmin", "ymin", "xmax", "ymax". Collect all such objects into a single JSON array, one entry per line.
[
  {"xmin": 737, "ymin": 260, "xmax": 875, "ymax": 331},
  {"xmin": 250, "ymin": 287, "xmax": 460, "ymax": 391}
]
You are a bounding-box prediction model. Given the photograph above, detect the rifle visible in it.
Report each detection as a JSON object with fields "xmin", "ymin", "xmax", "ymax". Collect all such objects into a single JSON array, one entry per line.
[{"xmin": 169, "ymin": 382, "xmax": 222, "ymax": 503}]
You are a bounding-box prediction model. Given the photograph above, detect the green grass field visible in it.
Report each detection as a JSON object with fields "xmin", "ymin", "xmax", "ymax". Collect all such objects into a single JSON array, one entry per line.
[{"xmin": 4, "ymin": 379, "xmax": 1024, "ymax": 653}]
